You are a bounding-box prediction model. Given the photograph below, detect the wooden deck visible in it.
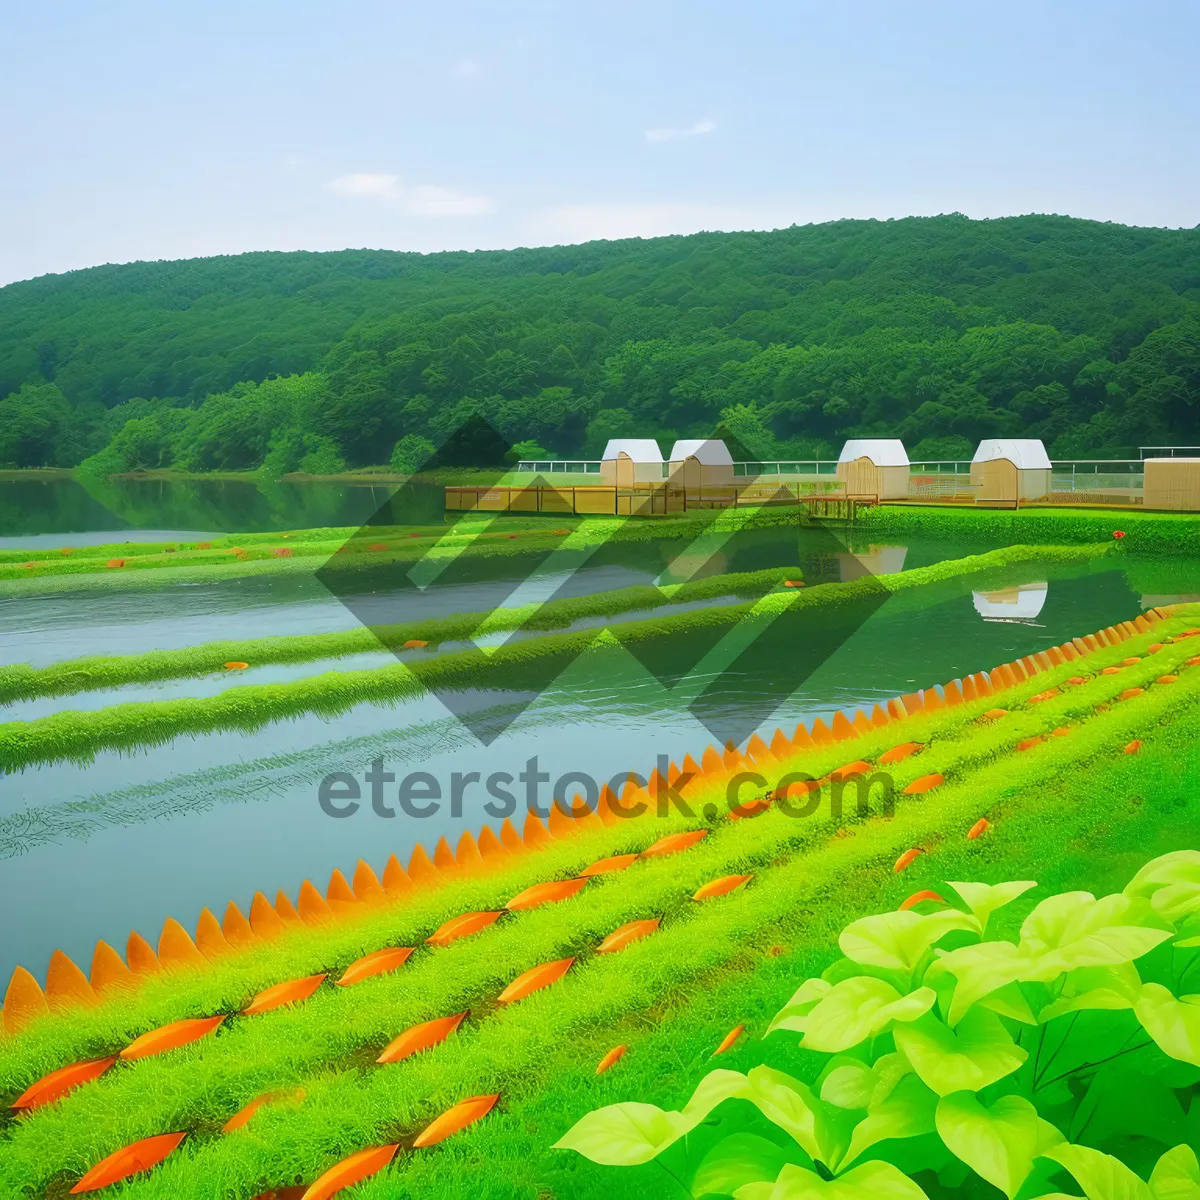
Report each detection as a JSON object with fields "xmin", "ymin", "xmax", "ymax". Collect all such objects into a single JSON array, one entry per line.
[{"xmin": 444, "ymin": 483, "xmax": 866, "ymax": 520}]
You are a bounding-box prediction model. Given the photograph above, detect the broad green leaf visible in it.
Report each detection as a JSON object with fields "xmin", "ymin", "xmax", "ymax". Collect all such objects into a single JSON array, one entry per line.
[
  {"xmin": 734, "ymin": 1159, "xmax": 930, "ymax": 1199},
  {"xmin": 946, "ymin": 881, "xmax": 1037, "ymax": 931},
  {"xmin": 893, "ymin": 1008, "xmax": 1027, "ymax": 1096},
  {"xmin": 554, "ymin": 1069, "xmax": 749, "ymax": 1165},
  {"xmin": 935, "ymin": 1093, "xmax": 1062, "ymax": 1199},
  {"xmin": 839, "ymin": 1073, "xmax": 938, "ymax": 1170},
  {"xmin": 819, "ymin": 1059, "xmax": 877, "ymax": 1111},
  {"xmin": 1019, "ymin": 892, "xmax": 1172, "ymax": 980},
  {"xmin": 553, "ymin": 1101, "xmax": 697, "ymax": 1164},
  {"xmin": 734, "ymin": 1156, "xmax": 931, "ymax": 1195},
  {"xmin": 1125, "ymin": 852, "xmax": 1200, "ymax": 898},
  {"xmin": 1147, "ymin": 884, "xmax": 1200, "ymax": 923},
  {"xmin": 976, "ymin": 981, "xmax": 1038, "ymax": 1025},
  {"xmin": 1038, "ymin": 963, "xmax": 1144, "ymax": 1022},
  {"xmin": 1135, "ymin": 984, "xmax": 1200, "ymax": 1067},
  {"xmin": 683, "ymin": 1069, "xmax": 758, "ymax": 1123},
  {"xmin": 1041, "ymin": 1141, "xmax": 1153, "ymax": 1200},
  {"xmin": 1149, "ymin": 1144, "xmax": 1200, "ymax": 1200},
  {"xmin": 839, "ymin": 910, "xmax": 978, "ymax": 974},
  {"xmin": 1122, "ymin": 847, "xmax": 1200, "ymax": 922},
  {"xmin": 768, "ymin": 978, "xmax": 834, "ymax": 1036},
  {"xmin": 820, "ymin": 1053, "xmax": 909, "ymax": 1111},
  {"xmin": 929, "ymin": 941, "xmax": 1032, "ymax": 1026},
  {"xmin": 692, "ymin": 1133, "xmax": 794, "ymax": 1199},
  {"xmin": 742, "ymin": 1065, "xmax": 857, "ymax": 1170},
  {"xmin": 799, "ymin": 977, "xmax": 936, "ymax": 1053}
]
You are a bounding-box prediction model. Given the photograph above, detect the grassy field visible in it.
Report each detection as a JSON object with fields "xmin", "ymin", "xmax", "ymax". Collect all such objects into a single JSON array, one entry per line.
[
  {"xmin": 0, "ymin": 543, "xmax": 1107, "ymax": 770},
  {"xmin": 1, "ymin": 603, "xmax": 1197, "ymax": 1198},
  {"xmin": 0, "ymin": 508, "xmax": 815, "ymax": 597},
  {"xmin": 858, "ymin": 502, "xmax": 1200, "ymax": 552}
]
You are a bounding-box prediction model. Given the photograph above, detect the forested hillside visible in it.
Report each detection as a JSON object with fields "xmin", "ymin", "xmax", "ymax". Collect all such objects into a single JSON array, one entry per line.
[{"xmin": 2, "ymin": 213, "xmax": 1199, "ymax": 473}]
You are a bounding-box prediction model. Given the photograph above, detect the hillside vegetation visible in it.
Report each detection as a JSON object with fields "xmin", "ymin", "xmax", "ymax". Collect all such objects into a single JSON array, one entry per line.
[{"xmin": 1, "ymin": 214, "xmax": 1199, "ymax": 473}]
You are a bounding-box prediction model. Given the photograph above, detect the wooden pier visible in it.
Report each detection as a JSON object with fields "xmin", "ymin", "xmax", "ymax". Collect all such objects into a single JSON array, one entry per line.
[{"xmin": 444, "ymin": 482, "xmax": 867, "ymax": 521}]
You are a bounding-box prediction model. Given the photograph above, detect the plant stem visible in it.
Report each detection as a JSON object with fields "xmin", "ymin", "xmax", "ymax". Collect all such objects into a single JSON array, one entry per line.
[{"xmin": 1039, "ymin": 1039, "xmax": 1155, "ymax": 1090}]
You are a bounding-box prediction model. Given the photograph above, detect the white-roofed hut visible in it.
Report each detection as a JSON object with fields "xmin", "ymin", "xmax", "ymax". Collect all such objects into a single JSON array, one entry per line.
[
  {"xmin": 667, "ymin": 439, "xmax": 735, "ymax": 488},
  {"xmin": 970, "ymin": 439, "xmax": 1053, "ymax": 503},
  {"xmin": 600, "ymin": 439, "xmax": 664, "ymax": 486},
  {"xmin": 836, "ymin": 439, "xmax": 911, "ymax": 500}
]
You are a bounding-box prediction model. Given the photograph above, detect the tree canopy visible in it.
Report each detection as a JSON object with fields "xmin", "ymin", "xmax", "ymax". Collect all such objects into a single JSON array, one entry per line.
[{"xmin": 1, "ymin": 213, "xmax": 1198, "ymax": 471}]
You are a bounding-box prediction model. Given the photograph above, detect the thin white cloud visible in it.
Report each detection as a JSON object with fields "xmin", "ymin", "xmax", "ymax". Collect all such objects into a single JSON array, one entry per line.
[
  {"xmin": 644, "ymin": 118, "xmax": 717, "ymax": 144},
  {"xmin": 325, "ymin": 174, "xmax": 494, "ymax": 217},
  {"xmin": 451, "ymin": 56, "xmax": 481, "ymax": 80},
  {"xmin": 406, "ymin": 185, "xmax": 494, "ymax": 217}
]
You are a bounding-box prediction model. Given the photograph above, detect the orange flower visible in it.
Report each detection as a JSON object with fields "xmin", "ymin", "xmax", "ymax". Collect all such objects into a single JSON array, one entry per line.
[
  {"xmin": 903, "ymin": 774, "xmax": 944, "ymax": 796},
  {"xmin": 412, "ymin": 1093, "xmax": 500, "ymax": 1148},
  {"xmin": 70, "ymin": 1132, "xmax": 187, "ymax": 1194},
  {"xmin": 377, "ymin": 1011, "xmax": 468, "ymax": 1064},
  {"xmin": 596, "ymin": 920, "xmax": 660, "ymax": 954},
  {"xmin": 12, "ymin": 1057, "xmax": 117, "ymax": 1110},
  {"xmin": 596, "ymin": 1045, "xmax": 627, "ymax": 1074},
  {"xmin": 712, "ymin": 1024, "xmax": 746, "ymax": 1055}
]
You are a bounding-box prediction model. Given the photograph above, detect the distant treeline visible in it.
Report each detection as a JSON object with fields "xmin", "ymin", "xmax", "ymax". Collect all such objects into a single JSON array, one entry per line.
[{"xmin": 0, "ymin": 213, "xmax": 1198, "ymax": 474}]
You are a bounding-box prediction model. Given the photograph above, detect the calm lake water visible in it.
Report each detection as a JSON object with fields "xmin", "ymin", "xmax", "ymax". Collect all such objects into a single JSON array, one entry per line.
[
  {"xmin": 0, "ymin": 473, "xmax": 423, "ymax": 544},
  {"xmin": 2, "ymin": 475, "xmax": 1199, "ymax": 983}
]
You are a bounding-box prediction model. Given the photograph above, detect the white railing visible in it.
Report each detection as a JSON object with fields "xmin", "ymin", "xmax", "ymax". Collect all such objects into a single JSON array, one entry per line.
[
  {"xmin": 515, "ymin": 460, "xmax": 602, "ymax": 474},
  {"xmin": 732, "ymin": 461, "xmax": 839, "ymax": 478},
  {"xmin": 1140, "ymin": 447, "xmax": 1200, "ymax": 459},
  {"xmin": 909, "ymin": 460, "xmax": 973, "ymax": 475},
  {"xmin": 1050, "ymin": 460, "xmax": 1144, "ymax": 493}
]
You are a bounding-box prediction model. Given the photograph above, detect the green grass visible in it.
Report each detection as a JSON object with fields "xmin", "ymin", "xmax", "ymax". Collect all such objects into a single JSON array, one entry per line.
[
  {"xmin": 859, "ymin": 503, "xmax": 1200, "ymax": 553},
  {"xmin": 0, "ymin": 566, "xmax": 800, "ymax": 704},
  {"xmin": 0, "ymin": 543, "xmax": 1107, "ymax": 770},
  {"xmin": 1, "ymin": 609, "xmax": 1197, "ymax": 1197},
  {"xmin": 0, "ymin": 542, "xmax": 1109, "ymax": 705},
  {"xmin": 0, "ymin": 509, "xmax": 806, "ymax": 597}
]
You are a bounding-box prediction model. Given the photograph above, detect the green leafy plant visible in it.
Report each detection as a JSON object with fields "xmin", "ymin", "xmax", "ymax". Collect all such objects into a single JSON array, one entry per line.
[{"xmin": 555, "ymin": 851, "xmax": 1200, "ymax": 1198}]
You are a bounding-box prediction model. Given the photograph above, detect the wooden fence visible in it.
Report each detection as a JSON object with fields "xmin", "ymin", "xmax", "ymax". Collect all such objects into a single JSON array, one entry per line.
[{"xmin": 444, "ymin": 483, "xmax": 865, "ymax": 520}]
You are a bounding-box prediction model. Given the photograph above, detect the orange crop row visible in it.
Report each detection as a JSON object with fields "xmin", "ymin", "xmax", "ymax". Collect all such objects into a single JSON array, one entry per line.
[{"xmin": 1, "ymin": 606, "xmax": 1183, "ymax": 1041}]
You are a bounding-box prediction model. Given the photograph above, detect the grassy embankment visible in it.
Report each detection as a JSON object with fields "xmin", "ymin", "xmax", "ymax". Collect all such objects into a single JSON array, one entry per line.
[
  {"xmin": 0, "ymin": 508, "xmax": 814, "ymax": 597},
  {"xmin": 0, "ymin": 543, "xmax": 1108, "ymax": 770},
  {"xmin": 0, "ymin": 542, "xmax": 1113, "ymax": 707},
  {"xmin": 859, "ymin": 503, "xmax": 1200, "ymax": 553},
  {"xmin": 0, "ymin": 606, "xmax": 1197, "ymax": 1197}
]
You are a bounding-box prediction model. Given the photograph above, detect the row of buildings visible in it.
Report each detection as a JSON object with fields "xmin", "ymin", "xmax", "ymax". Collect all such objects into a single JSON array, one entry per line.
[
  {"xmin": 595, "ymin": 437, "xmax": 1200, "ymax": 508},
  {"xmin": 598, "ymin": 436, "xmax": 1052, "ymax": 498}
]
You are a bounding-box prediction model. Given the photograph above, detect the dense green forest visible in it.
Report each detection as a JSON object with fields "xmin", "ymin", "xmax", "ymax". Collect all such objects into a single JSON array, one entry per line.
[{"xmin": 1, "ymin": 213, "xmax": 1198, "ymax": 474}]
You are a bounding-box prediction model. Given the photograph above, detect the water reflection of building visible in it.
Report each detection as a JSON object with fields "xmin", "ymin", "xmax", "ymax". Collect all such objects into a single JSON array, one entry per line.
[
  {"xmin": 972, "ymin": 582, "xmax": 1049, "ymax": 623},
  {"xmin": 801, "ymin": 545, "xmax": 909, "ymax": 585}
]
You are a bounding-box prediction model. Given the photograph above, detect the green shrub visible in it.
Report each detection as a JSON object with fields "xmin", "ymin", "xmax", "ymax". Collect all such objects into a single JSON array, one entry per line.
[{"xmin": 556, "ymin": 848, "xmax": 1200, "ymax": 1198}]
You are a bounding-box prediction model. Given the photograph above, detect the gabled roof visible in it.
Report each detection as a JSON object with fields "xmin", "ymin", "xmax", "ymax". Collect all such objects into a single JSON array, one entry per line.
[
  {"xmin": 972, "ymin": 439, "xmax": 1052, "ymax": 470},
  {"xmin": 668, "ymin": 439, "xmax": 733, "ymax": 465},
  {"xmin": 838, "ymin": 439, "xmax": 910, "ymax": 467},
  {"xmin": 600, "ymin": 438, "xmax": 663, "ymax": 463}
]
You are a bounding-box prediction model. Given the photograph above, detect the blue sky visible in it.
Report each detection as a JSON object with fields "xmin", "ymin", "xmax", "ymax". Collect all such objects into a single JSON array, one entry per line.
[{"xmin": 2, "ymin": 0, "xmax": 1197, "ymax": 285}]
